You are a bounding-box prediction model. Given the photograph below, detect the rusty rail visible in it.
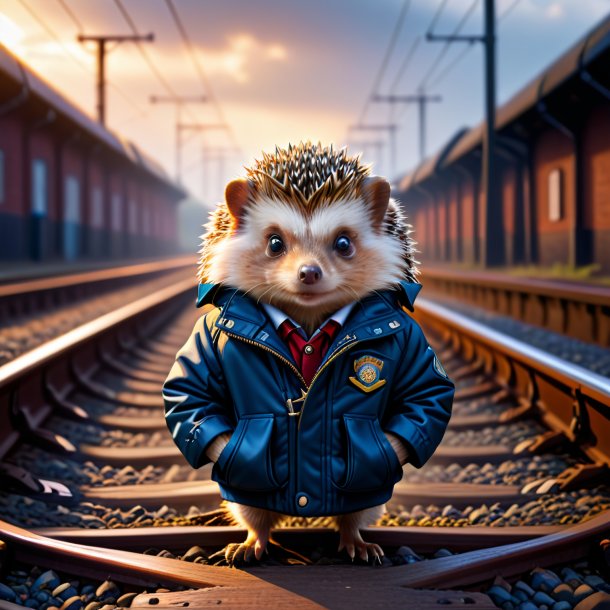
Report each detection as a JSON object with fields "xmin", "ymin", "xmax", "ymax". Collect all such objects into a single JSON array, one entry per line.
[
  {"xmin": 421, "ymin": 267, "xmax": 610, "ymax": 347},
  {"xmin": 415, "ymin": 297, "xmax": 610, "ymax": 469}
]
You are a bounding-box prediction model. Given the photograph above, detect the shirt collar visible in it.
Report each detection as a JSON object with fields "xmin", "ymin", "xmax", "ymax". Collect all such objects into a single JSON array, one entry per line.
[{"xmin": 262, "ymin": 302, "xmax": 355, "ymax": 339}]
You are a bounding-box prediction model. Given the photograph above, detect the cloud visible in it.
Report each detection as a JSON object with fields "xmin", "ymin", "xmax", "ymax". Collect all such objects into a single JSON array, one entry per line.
[
  {"xmin": 545, "ymin": 3, "xmax": 565, "ymax": 19},
  {"xmin": 191, "ymin": 33, "xmax": 288, "ymax": 84}
]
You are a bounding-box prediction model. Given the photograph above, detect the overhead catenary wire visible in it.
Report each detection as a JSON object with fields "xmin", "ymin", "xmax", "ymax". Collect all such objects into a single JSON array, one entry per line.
[
  {"xmin": 162, "ymin": 0, "xmax": 242, "ymax": 154},
  {"xmin": 354, "ymin": 0, "xmax": 412, "ymax": 127},
  {"xmin": 419, "ymin": 0, "xmax": 479, "ymax": 91},
  {"xmin": 17, "ymin": 0, "xmax": 148, "ymax": 119},
  {"xmin": 56, "ymin": 0, "xmax": 84, "ymax": 33},
  {"xmin": 427, "ymin": 0, "xmax": 524, "ymax": 91}
]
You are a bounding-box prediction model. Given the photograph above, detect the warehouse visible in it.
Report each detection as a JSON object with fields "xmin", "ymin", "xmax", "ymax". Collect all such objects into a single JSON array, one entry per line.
[
  {"xmin": 0, "ymin": 43, "xmax": 185, "ymax": 262},
  {"xmin": 396, "ymin": 15, "xmax": 610, "ymax": 272}
]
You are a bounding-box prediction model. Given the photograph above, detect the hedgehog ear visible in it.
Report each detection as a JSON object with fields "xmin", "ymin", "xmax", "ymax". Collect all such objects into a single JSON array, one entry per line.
[
  {"xmin": 225, "ymin": 179, "xmax": 254, "ymax": 229},
  {"xmin": 362, "ymin": 176, "xmax": 391, "ymax": 230}
]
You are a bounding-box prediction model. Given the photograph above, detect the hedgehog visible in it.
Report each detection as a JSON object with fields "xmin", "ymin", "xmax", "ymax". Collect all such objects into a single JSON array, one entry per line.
[
  {"xmin": 197, "ymin": 142, "xmax": 418, "ymax": 335},
  {"xmin": 164, "ymin": 142, "xmax": 454, "ymax": 567}
]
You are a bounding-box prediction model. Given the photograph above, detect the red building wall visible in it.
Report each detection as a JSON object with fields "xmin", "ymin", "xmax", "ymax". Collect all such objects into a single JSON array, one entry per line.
[{"xmin": 532, "ymin": 129, "xmax": 575, "ymax": 266}]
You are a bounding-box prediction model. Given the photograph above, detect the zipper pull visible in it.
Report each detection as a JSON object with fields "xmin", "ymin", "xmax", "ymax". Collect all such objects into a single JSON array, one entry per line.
[{"xmin": 286, "ymin": 389, "xmax": 307, "ymax": 417}]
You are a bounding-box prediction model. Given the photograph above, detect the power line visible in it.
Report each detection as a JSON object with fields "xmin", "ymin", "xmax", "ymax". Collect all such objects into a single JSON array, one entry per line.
[
  {"xmin": 388, "ymin": 36, "xmax": 421, "ymax": 94},
  {"xmin": 20, "ymin": 0, "xmax": 149, "ymax": 120},
  {"xmin": 427, "ymin": 0, "xmax": 450, "ymax": 37},
  {"xmin": 113, "ymin": 0, "xmax": 182, "ymax": 101},
  {"xmin": 56, "ymin": 0, "xmax": 84, "ymax": 32},
  {"xmin": 420, "ymin": 0, "xmax": 479, "ymax": 90},
  {"xmin": 356, "ymin": 0, "xmax": 412, "ymax": 125},
  {"xmin": 163, "ymin": 0, "xmax": 242, "ymax": 154},
  {"xmin": 427, "ymin": 0, "xmax": 523, "ymax": 91}
]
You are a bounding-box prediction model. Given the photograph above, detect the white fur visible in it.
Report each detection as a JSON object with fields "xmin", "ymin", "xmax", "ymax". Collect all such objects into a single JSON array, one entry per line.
[{"xmin": 205, "ymin": 196, "xmax": 407, "ymax": 295}]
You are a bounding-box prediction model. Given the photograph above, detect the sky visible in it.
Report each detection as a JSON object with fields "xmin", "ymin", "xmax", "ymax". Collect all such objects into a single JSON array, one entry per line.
[{"xmin": 0, "ymin": 0, "xmax": 608, "ymax": 206}]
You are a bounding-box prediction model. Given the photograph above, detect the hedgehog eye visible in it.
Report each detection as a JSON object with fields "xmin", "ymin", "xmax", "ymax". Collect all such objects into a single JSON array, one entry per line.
[
  {"xmin": 334, "ymin": 235, "xmax": 355, "ymax": 257},
  {"xmin": 267, "ymin": 234, "xmax": 285, "ymax": 257}
]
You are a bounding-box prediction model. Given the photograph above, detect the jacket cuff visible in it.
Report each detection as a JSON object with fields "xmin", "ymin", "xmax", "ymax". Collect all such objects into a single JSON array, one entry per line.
[
  {"xmin": 384, "ymin": 415, "xmax": 431, "ymax": 468},
  {"xmin": 188, "ymin": 415, "xmax": 234, "ymax": 468}
]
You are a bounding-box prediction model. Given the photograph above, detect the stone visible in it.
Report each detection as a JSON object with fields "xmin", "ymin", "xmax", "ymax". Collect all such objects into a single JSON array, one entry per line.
[
  {"xmin": 181, "ymin": 546, "xmax": 207, "ymax": 562},
  {"xmin": 433, "ymin": 548, "xmax": 453, "ymax": 558},
  {"xmin": 531, "ymin": 569, "xmax": 562, "ymax": 592},
  {"xmin": 53, "ymin": 583, "xmax": 78, "ymax": 601},
  {"xmin": 60, "ymin": 596, "xmax": 84, "ymax": 610},
  {"xmin": 574, "ymin": 591, "xmax": 610, "ymax": 610},
  {"xmin": 584, "ymin": 576, "xmax": 606, "ymax": 589},
  {"xmin": 514, "ymin": 581, "xmax": 536, "ymax": 597},
  {"xmin": 32, "ymin": 570, "xmax": 61, "ymax": 591},
  {"xmin": 552, "ymin": 602, "xmax": 574, "ymax": 610},
  {"xmin": 117, "ymin": 592, "xmax": 139, "ymax": 607},
  {"xmin": 493, "ymin": 576, "xmax": 512, "ymax": 592},
  {"xmin": 575, "ymin": 585, "xmax": 595, "ymax": 602},
  {"xmin": 516, "ymin": 602, "xmax": 538, "ymax": 610},
  {"xmin": 533, "ymin": 591, "xmax": 556, "ymax": 606},
  {"xmin": 553, "ymin": 583, "xmax": 575, "ymax": 604},
  {"xmin": 0, "ymin": 583, "xmax": 17, "ymax": 602},
  {"xmin": 488, "ymin": 585, "xmax": 515, "ymax": 604},
  {"xmin": 95, "ymin": 580, "xmax": 120, "ymax": 600}
]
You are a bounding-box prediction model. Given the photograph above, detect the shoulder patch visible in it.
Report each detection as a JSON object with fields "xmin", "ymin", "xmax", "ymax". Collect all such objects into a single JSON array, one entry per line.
[{"xmin": 433, "ymin": 354, "xmax": 449, "ymax": 379}]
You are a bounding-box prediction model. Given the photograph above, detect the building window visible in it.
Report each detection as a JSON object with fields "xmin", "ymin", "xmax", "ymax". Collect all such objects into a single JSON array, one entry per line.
[
  {"xmin": 548, "ymin": 168, "xmax": 563, "ymax": 222},
  {"xmin": 63, "ymin": 175, "xmax": 81, "ymax": 261},
  {"xmin": 111, "ymin": 194, "xmax": 123, "ymax": 231},
  {"xmin": 91, "ymin": 187, "xmax": 104, "ymax": 228},
  {"xmin": 0, "ymin": 149, "xmax": 5, "ymax": 204},
  {"xmin": 32, "ymin": 159, "xmax": 48, "ymax": 215},
  {"xmin": 128, "ymin": 199, "xmax": 138, "ymax": 233}
]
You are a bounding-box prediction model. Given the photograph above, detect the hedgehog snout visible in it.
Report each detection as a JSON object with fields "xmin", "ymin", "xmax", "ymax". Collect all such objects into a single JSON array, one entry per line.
[{"xmin": 298, "ymin": 264, "xmax": 323, "ymax": 285}]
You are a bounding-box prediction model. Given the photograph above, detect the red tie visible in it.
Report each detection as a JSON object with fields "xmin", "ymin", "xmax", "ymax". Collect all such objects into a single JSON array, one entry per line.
[{"xmin": 277, "ymin": 319, "xmax": 342, "ymax": 385}]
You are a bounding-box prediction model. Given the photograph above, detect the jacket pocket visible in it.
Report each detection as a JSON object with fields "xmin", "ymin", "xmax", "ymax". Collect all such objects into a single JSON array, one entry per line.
[
  {"xmin": 332, "ymin": 414, "xmax": 402, "ymax": 492},
  {"xmin": 213, "ymin": 414, "xmax": 285, "ymax": 492}
]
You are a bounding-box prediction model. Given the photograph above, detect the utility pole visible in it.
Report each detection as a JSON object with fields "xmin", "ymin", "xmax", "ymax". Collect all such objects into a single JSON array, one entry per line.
[
  {"xmin": 373, "ymin": 91, "xmax": 442, "ymax": 162},
  {"xmin": 349, "ymin": 124, "xmax": 399, "ymax": 179},
  {"xmin": 78, "ymin": 33, "xmax": 154, "ymax": 125},
  {"xmin": 426, "ymin": 0, "xmax": 501, "ymax": 266},
  {"xmin": 149, "ymin": 96, "xmax": 208, "ymax": 183}
]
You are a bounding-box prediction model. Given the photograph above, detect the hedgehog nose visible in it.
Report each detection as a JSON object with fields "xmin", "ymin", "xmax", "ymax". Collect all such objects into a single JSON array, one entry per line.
[{"xmin": 299, "ymin": 264, "xmax": 322, "ymax": 285}]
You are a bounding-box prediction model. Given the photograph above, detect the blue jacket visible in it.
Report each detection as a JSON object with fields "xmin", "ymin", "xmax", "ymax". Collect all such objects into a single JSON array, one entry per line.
[{"xmin": 163, "ymin": 281, "xmax": 454, "ymax": 517}]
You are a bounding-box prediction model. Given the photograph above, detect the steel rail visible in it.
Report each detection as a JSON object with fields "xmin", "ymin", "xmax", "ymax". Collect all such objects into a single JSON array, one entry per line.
[
  {"xmin": 0, "ymin": 256, "xmax": 194, "ymax": 296},
  {"xmin": 415, "ymin": 297, "xmax": 610, "ymax": 466},
  {"xmin": 420, "ymin": 266, "xmax": 610, "ymax": 346}
]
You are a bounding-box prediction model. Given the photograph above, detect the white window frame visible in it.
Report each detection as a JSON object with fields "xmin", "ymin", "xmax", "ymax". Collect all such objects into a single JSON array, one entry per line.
[
  {"xmin": 548, "ymin": 168, "xmax": 563, "ymax": 222},
  {"xmin": 32, "ymin": 158, "xmax": 48, "ymax": 216},
  {"xmin": 111, "ymin": 194, "xmax": 123, "ymax": 231}
]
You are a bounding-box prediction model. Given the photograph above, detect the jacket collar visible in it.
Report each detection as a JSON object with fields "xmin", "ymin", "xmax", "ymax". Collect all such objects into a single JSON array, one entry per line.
[
  {"xmin": 195, "ymin": 280, "xmax": 422, "ymax": 368},
  {"xmin": 196, "ymin": 280, "xmax": 422, "ymax": 311}
]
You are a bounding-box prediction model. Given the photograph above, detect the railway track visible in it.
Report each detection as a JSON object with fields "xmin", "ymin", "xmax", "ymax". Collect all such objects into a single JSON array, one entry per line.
[{"xmin": 0, "ymin": 278, "xmax": 609, "ymax": 609}]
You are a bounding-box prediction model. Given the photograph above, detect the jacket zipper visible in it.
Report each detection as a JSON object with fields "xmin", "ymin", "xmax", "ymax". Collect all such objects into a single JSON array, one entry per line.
[
  {"xmin": 297, "ymin": 337, "xmax": 360, "ymax": 429},
  {"xmin": 222, "ymin": 330, "xmax": 308, "ymax": 387}
]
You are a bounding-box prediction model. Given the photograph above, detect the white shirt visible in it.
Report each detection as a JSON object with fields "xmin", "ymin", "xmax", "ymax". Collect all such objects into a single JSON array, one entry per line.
[{"xmin": 262, "ymin": 302, "xmax": 355, "ymax": 340}]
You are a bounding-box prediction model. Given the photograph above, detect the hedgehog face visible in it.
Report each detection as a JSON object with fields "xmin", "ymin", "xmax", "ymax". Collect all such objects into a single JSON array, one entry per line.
[
  {"xmin": 206, "ymin": 195, "xmax": 407, "ymax": 333},
  {"xmin": 198, "ymin": 143, "xmax": 418, "ymax": 333}
]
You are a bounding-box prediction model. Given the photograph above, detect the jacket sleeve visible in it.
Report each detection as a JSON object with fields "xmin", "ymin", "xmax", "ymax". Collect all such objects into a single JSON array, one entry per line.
[
  {"xmin": 162, "ymin": 309, "xmax": 234, "ymax": 469},
  {"xmin": 383, "ymin": 316, "xmax": 454, "ymax": 468}
]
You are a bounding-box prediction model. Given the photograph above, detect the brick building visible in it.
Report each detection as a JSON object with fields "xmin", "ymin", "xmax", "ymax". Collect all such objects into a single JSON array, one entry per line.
[
  {"xmin": 0, "ymin": 43, "xmax": 185, "ymax": 262},
  {"xmin": 395, "ymin": 15, "xmax": 610, "ymax": 272}
]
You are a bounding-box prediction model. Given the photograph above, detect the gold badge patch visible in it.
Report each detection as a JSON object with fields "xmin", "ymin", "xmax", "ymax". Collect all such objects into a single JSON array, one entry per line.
[{"xmin": 349, "ymin": 355, "xmax": 387, "ymax": 393}]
